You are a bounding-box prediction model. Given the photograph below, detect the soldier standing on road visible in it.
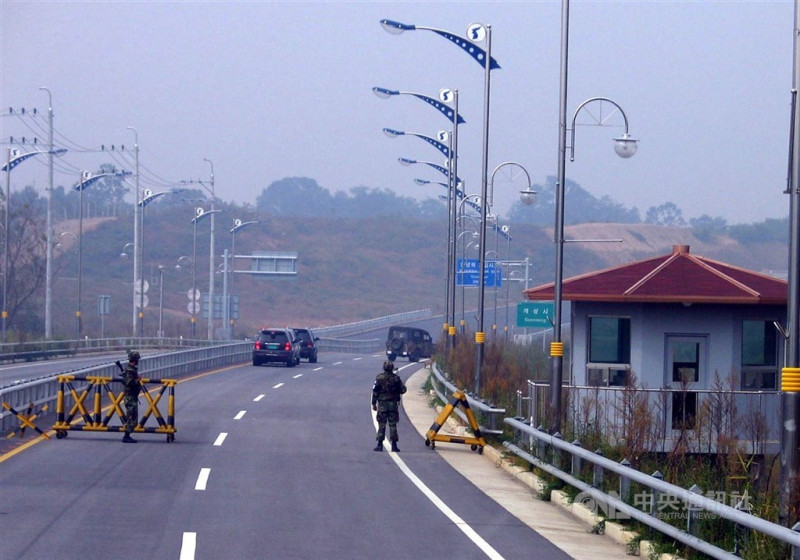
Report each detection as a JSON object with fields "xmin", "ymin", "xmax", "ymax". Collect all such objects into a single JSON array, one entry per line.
[
  {"xmin": 372, "ymin": 360, "xmax": 406, "ymax": 452},
  {"xmin": 121, "ymin": 350, "xmax": 141, "ymax": 443}
]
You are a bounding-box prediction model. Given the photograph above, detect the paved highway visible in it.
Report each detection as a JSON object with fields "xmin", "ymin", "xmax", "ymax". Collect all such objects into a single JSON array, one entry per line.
[{"xmin": 0, "ymin": 351, "xmax": 578, "ymax": 560}]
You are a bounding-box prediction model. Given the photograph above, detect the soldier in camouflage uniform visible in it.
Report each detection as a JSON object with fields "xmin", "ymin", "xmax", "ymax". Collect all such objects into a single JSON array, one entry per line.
[
  {"xmin": 372, "ymin": 360, "xmax": 406, "ymax": 452},
  {"xmin": 121, "ymin": 350, "xmax": 141, "ymax": 443}
]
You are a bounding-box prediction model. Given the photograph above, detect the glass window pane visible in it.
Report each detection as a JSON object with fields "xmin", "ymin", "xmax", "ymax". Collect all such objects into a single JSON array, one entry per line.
[
  {"xmin": 589, "ymin": 317, "xmax": 630, "ymax": 364},
  {"xmin": 742, "ymin": 320, "xmax": 777, "ymax": 367}
]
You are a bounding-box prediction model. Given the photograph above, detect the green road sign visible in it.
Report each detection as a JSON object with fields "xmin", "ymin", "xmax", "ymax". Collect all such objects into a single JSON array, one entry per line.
[{"xmin": 517, "ymin": 301, "xmax": 554, "ymax": 328}]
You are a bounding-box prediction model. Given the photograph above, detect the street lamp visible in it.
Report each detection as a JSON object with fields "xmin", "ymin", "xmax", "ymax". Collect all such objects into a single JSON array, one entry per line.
[
  {"xmin": 127, "ymin": 126, "xmax": 140, "ymax": 337},
  {"xmin": 2, "ymin": 147, "xmax": 67, "ymax": 343},
  {"xmin": 201, "ymin": 159, "xmax": 216, "ymax": 340},
  {"xmin": 374, "ymin": 86, "xmax": 465, "ymax": 346},
  {"xmin": 228, "ymin": 218, "xmax": 258, "ymax": 339},
  {"xmin": 39, "ymin": 87, "xmax": 56, "ymax": 341},
  {"xmin": 381, "ymin": 19, "xmax": 498, "ymax": 355},
  {"xmin": 74, "ymin": 169, "xmax": 130, "ymax": 338},
  {"xmin": 137, "ymin": 188, "xmax": 178, "ymax": 337},
  {"xmin": 191, "ymin": 206, "xmax": 221, "ymax": 339},
  {"xmin": 383, "ymin": 128, "xmax": 451, "ymax": 159},
  {"xmin": 473, "ymin": 162, "xmax": 533, "ymax": 393},
  {"xmin": 546, "ymin": 94, "xmax": 637, "ymax": 433},
  {"xmin": 157, "ymin": 264, "xmax": 166, "ymax": 338}
]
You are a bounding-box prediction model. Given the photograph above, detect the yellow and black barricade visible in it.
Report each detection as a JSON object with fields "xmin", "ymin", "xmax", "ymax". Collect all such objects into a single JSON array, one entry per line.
[
  {"xmin": 425, "ymin": 389, "xmax": 486, "ymax": 454},
  {"xmin": 52, "ymin": 374, "xmax": 177, "ymax": 442}
]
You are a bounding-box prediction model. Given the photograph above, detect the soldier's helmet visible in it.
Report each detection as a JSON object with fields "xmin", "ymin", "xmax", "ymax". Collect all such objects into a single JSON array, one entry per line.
[
  {"xmin": 128, "ymin": 350, "xmax": 141, "ymax": 362},
  {"xmin": 383, "ymin": 360, "xmax": 395, "ymax": 372}
]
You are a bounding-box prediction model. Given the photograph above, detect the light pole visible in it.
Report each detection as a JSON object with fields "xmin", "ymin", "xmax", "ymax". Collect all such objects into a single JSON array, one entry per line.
[
  {"xmin": 39, "ymin": 87, "xmax": 55, "ymax": 340},
  {"xmin": 157, "ymin": 265, "xmax": 166, "ymax": 338},
  {"xmin": 137, "ymin": 188, "xmax": 172, "ymax": 337},
  {"xmin": 127, "ymin": 126, "xmax": 140, "ymax": 337},
  {"xmin": 381, "ymin": 19, "xmax": 498, "ymax": 358},
  {"xmin": 228, "ymin": 218, "xmax": 257, "ymax": 339},
  {"xmin": 374, "ymin": 86, "xmax": 465, "ymax": 346},
  {"xmin": 473, "ymin": 162, "xmax": 534, "ymax": 393},
  {"xmin": 74, "ymin": 170, "xmax": 129, "ymax": 338},
  {"xmin": 201, "ymin": 159, "xmax": 216, "ymax": 340},
  {"xmin": 175, "ymin": 256, "xmax": 192, "ymax": 337},
  {"xmin": 2, "ymin": 147, "xmax": 66, "ymax": 343},
  {"xmin": 547, "ymin": 1, "xmax": 638, "ymax": 434},
  {"xmin": 191, "ymin": 206, "xmax": 221, "ymax": 340}
]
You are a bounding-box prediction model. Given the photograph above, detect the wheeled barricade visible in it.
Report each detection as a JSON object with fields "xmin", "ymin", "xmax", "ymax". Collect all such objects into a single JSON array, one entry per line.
[{"xmin": 52, "ymin": 374, "xmax": 177, "ymax": 442}]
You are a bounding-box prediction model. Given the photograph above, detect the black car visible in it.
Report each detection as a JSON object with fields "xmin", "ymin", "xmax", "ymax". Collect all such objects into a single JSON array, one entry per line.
[
  {"xmin": 252, "ymin": 328, "xmax": 301, "ymax": 367},
  {"xmin": 386, "ymin": 325, "xmax": 436, "ymax": 362},
  {"xmin": 291, "ymin": 327, "xmax": 319, "ymax": 363}
]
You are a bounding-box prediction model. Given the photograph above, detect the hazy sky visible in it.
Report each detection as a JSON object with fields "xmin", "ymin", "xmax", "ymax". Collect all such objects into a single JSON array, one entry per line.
[{"xmin": 1, "ymin": 1, "xmax": 794, "ymax": 224}]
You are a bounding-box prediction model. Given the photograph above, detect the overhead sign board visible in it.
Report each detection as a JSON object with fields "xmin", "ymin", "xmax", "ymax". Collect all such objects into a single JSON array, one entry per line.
[
  {"xmin": 457, "ymin": 258, "xmax": 501, "ymax": 287},
  {"xmin": 517, "ymin": 301, "xmax": 554, "ymax": 328}
]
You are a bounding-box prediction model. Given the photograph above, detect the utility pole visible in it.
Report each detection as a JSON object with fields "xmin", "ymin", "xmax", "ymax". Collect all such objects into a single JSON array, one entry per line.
[
  {"xmin": 128, "ymin": 127, "xmax": 140, "ymax": 337},
  {"xmin": 40, "ymin": 87, "xmax": 54, "ymax": 340},
  {"xmin": 204, "ymin": 159, "xmax": 215, "ymax": 341}
]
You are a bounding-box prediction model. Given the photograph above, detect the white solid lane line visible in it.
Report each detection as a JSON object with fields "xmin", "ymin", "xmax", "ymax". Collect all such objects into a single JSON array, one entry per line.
[
  {"xmin": 180, "ymin": 532, "xmax": 196, "ymax": 560},
  {"xmin": 254, "ymin": 394, "xmax": 265, "ymax": 402},
  {"xmin": 371, "ymin": 410, "xmax": 505, "ymax": 560},
  {"xmin": 195, "ymin": 468, "xmax": 211, "ymax": 491},
  {"xmin": 213, "ymin": 433, "xmax": 227, "ymax": 446},
  {"xmin": 234, "ymin": 410, "xmax": 246, "ymax": 420}
]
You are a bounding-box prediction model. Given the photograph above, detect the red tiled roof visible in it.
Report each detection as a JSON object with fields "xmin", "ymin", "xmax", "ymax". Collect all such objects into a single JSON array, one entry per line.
[{"xmin": 523, "ymin": 245, "xmax": 787, "ymax": 305}]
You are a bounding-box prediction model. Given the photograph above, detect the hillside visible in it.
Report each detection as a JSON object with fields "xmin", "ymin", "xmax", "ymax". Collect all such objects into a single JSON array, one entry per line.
[{"xmin": 44, "ymin": 210, "xmax": 790, "ymax": 340}]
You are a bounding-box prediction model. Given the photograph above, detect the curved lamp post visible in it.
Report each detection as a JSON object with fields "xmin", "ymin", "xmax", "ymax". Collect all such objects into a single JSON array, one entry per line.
[
  {"xmin": 127, "ymin": 126, "xmax": 140, "ymax": 336},
  {"xmin": 472, "ymin": 162, "xmax": 534, "ymax": 393},
  {"xmin": 375, "ymin": 86, "xmax": 464, "ymax": 344},
  {"xmin": 544, "ymin": 95, "xmax": 637, "ymax": 433},
  {"xmin": 201, "ymin": 159, "xmax": 216, "ymax": 340},
  {"xmin": 382, "ymin": 18, "xmax": 498, "ymax": 357},
  {"xmin": 372, "ymin": 87, "xmax": 465, "ymax": 125},
  {"xmin": 383, "ymin": 128, "xmax": 451, "ymax": 159},
  {"xmin": 228, "ymin": 218, "xmax": 258, "ymax": 339},
  {"xmin": 2, "ymin": 147, "xmax": 67, "ymax": 343},
  {"xmin": 191, "ymin": 207, "xmax": 222, "ymax": 339},
  {"xmin": 74, "ymin": 169, "xmax": 130, "ymax": 338}
]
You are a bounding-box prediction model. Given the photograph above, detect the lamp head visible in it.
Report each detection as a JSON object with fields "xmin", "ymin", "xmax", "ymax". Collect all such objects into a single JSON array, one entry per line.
[
  {"xmin": 398, "ymin": 158, "xmax": 415, "ymax": 166},
  {"xmin": 383, "ymin": 128, "xmax": 403, "ymax": 138},
  {"xmin": 519, "ymin": 186, "xmax": 537, "ymax": 206},
  {"xmin": 372, "ymin": 87, "xmax": 398, "ymax": 99},
  {"xmin": 380, "ymin": 19, "xmax": 415, "ymax": 35},
  {"xmin": 414, "ymin": 179, "xmax": 430, "ymax": 185},
  {"xmin": 613, "ymin": 133, "xmax": 638, "ymax": 159}
]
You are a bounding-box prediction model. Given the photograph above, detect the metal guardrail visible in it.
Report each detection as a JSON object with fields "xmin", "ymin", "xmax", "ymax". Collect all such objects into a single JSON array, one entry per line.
[
  {"xmin": 503, "ymin": 417, "xmax": 800, "ymax": 559},
  {"xmin": 0, "ymin": 342, "xmax": 251, "ymax": 433},
  {"xmin": 312, "ymin": 309, "xmax": 431, "ymax": 338},
  {"xmin": 0, "ymin": 337, "xmax": 217, "ymax": 364},
  {"xmin": 429, "ymin": 362, "xmax": 505, "ymax": 435}
]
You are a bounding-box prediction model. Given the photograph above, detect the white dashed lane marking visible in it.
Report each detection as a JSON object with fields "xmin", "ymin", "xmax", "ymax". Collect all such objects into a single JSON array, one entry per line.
[
  {"xmin": 272, "ymin": 383, "xmax": 284, "ymax": 389},
  {"xmin": 180, "ymin": 532, "xmax": 196, "ymax": 560},
  {"xmin": 234, "ymin": 410, "xmax": 246, "ymax": 420},
  {"xmin": 253, "ymin": 394, "xmax": 265, "ymax": 402},
  {"xmin": 195, "ymin": 468, "xmax": 211, "ymax": 491},
  {"xmin": 213, "ymin": 433, "xmax": 227, "ymax": 446}
]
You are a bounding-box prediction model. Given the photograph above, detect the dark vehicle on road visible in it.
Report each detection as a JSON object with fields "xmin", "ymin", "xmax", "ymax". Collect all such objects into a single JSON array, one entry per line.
[
  {"xmin": 253, "ymin": 328, "xmax": 301, "ymax": 367},
  {"xmin": 291, "ymin": 327, "xmax": 319, "ymax": 363},
  {"xmin": 386, "ymin": 325, "xmax": 436, "ymax": 362}
]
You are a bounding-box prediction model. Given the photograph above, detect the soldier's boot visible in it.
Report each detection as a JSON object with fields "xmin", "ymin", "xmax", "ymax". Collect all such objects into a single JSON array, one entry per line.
[
  {"xmin": 122, "ymin": 433, "xmax": 137, "ymax": 443},
  {"xmin": 374, "ymin": 440, "xmax": 383, "ymax": 452},
  {"xmin": 391, "ymin": 441, "xmax": 400, "ymax": 453}
]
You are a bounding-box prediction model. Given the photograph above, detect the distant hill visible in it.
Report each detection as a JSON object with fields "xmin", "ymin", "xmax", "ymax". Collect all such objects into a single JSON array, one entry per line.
[{"xmin": 45, "ymin": 210, "xmax": 789, "ymax": 341}]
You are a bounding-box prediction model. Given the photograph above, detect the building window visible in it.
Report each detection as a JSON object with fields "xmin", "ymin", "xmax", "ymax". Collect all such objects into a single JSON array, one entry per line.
[
  {"xmin": 671, "ymin": 340, "xmax": 700, "ymax": 383},
  {"xmin": 741, "ymin": 320, "xmax": 778, "ymax": 390},
  {"xmin": 588, "ymin": 317, "xmax": 631, "ymax": 364},
  {"xmin": 587, "ymin": 317, "xmax": 631, "ymax": 387}
]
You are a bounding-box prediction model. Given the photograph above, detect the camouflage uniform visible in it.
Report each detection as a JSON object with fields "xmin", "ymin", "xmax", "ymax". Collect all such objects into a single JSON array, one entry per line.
[
  {"xmin": 121, "ymin": 352, "xmax": 141, "ymax": 442},
  {"xmin": 372, "ymin": 361, "xmax": 406, "ymax": 451}
]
